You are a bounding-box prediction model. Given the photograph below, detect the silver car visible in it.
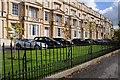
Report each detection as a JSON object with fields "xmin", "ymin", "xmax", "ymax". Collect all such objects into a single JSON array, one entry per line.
[{"xmin": 16, "ymin": 39, "xmax": 48, "ymax": 49}]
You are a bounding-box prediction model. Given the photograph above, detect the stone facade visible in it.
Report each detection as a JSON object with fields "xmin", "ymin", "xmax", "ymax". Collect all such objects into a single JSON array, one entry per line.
[{"xmin": 0, "ymin": 0, "xmax": 114, "ymax": 46}]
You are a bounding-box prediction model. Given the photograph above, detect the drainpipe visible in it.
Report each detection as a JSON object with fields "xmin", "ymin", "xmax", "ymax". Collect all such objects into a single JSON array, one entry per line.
[{"xmin": 50, "ymin": 10, "xmax": 54, "ymax": 38}]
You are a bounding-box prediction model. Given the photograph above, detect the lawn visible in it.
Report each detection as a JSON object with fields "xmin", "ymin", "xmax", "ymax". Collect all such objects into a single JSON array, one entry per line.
[{"xmin": 2, "ymin": 45, "xmax": 113, "ymax": 79}]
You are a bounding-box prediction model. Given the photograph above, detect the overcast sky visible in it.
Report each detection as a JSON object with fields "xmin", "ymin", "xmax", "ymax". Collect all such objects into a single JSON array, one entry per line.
[{"xmin": 78, "ymin": 0, "xmax": 120, "ymax": 29}]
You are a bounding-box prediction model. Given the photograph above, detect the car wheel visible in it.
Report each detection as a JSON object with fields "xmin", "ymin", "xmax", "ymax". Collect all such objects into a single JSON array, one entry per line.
[
  {"xmin": 16, "ymin": 44, "xmax": 22, "ymax": 49},
  {"xmin": 34, "ymin": 45, "xmax": 41, "ymax": 50}
]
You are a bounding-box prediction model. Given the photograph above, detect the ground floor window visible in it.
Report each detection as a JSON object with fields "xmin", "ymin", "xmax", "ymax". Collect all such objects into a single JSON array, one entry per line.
[
  {"xmin": 45, "ymin": 27, "xmax": 50, "ymax": 37},
  {"xmin": 85, "ymin": 32, "xmax": 88, "ymax": 37},
  {"xmin": 30, "ymin": 24, "xmax": 39, "ymax": 36},
  {"xmin": 57, "ymin": 28, "xmax": 62, "ymax": 37},
  {"xmin": 74, "ymin": 31, "xmax": 77, "ymax": 37}
]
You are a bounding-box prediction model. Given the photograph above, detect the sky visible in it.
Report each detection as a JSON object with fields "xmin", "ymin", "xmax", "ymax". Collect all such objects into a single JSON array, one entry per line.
[{"xmin": 78, "ymin": 0, "xmax": 120, "ymax": 29}]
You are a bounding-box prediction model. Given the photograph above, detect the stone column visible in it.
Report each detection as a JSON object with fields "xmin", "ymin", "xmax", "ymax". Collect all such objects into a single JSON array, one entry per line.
[
  {"xmin": 3, "ymin": 1, "xmax": 7, "ymax": 17},
  {"xmin": 0, "ymin": 0, "xmax": 2, "ymax": 16},
  {"xmin": 81, "ymin": 20, "xmax": 84, "ymax": 39},
  {"xmin": 0, "ymin": 19, "xmax": 2, "ymax": 39}
]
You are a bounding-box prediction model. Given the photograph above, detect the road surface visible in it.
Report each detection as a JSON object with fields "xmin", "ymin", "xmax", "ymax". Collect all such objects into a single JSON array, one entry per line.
[{"xmin": 65, "ymin": 53, "xmax": 119, "ymax": 79}]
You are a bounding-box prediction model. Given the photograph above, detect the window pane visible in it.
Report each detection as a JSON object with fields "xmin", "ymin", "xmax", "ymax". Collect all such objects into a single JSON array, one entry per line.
[
  {"xmin": 85, "ymin": 32, "xmax": 88, "ymax": 37},
  {"xmin": 57, "ymin": 28, "xmax": 62, "ymax": 37},
  {"xmin": 55, "ymin": 3, "xmax": 61, "ymax": 9},
  {"xmin": 30, "ymin": 24, "xmax": 39, "ymax": 36},
  {"xmin": 45, "ymin": 12, "xmax": 49, "ymax": 21},
  {"xmin": 12, "ymin": 3, "xmax": 19, "ymax": 15},
  {"xmin": 45, "ymin": 0, "xmax": 49, "ymax": 7},
  {"xmin": 29, "ymin": 7, "xmax": 37, "ymax": 18},
  {"xmin": 56, "ymin": 14, "xmax": 62, "ymax": 23},
  {"xmin": 74, "ymin": 31, "xmax": 77, "ymax": 37}
]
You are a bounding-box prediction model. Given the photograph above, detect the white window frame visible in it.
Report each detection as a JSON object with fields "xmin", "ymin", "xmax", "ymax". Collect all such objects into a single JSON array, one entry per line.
[
  {"xmin": 30, "ymin": 24, "xmax": 39, "ymax": 36},
  {"xmin": 73, "ymin": 19, "xmax": 77, "ymax": 26},
  {"xmin": 45, "ymin": 12, "xmax": 49, "ymax": 21},
  {"xmin": 71, "ymin": 9, "xmax": 76, "ymax": 15},
  {"xmin": 72, "ymin": 2, "xmax": 75, "ymax": 5},
  {"xmin": 74, "ymin": 31, "xmax": 77, "ymax": 37},
  {"xmin": 85, "ymin": 32, "xmax": 88, "ymax": 37},
  {"xmin": 57, "ymin": 28, "xmax": 62, "ymax": 37},
  {"xmin": 12, "ymin": 3, "xmax": 19, "ymax": 16},
  {"xmin": 56, "ymin": 14, "xmax": 62, "ymax": 23},
  {"xmin": 78, "ymin": 21, "xmax": 81, "ymax": 26},
  {"xmin": 44, "ymin": 0, "xmax": 49, "ymax": 7},
  {"xmin": 55, "ymin": 3, "xmax": 61, "ymax": 10},
  {"xmin": 29, "ymin": 7, "xmax": 38, "ymax": 18},
  {"xmin": 65, "ymin": 8, "xmax": 68, "ymax": 13},
  {"xmin": 45, "ymin": 27, "xmax": 50, "ymax": 37}
]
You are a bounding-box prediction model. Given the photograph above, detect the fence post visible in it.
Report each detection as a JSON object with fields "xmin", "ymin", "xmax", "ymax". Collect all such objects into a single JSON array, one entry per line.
[
  {"xmin": 88, "ymin": 44, "xmax": 92, "ymax": 60},
  {"xmin": 10, "ymin": 43, "xmax": 14, "ymax": 79},
  {"xmin": 3, "ymin": 43, "xmax": 6, "ymax": 79},
  {"xmin": 17, "ymin": 43, "xmax": 21, "ymax": 79},
  {"xmin": 71, "ymin": 44, "xmax": 72, "ymax": 68},
  {"xmin": 22, "ymin": 43, "xmax": 27, "ymax": 79},
  {"xmin": 35, "ymin": 43, "xmax": 38, "ymax": 79},
  {"xmin": 91, "ymin": 45, "xmax": 92, "ymax": 59}
]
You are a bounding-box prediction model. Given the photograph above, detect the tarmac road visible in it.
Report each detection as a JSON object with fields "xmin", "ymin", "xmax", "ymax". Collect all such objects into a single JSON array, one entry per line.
[{"xmin": 66, "ymin": 52, "xmax": 119, "ymax": 79}]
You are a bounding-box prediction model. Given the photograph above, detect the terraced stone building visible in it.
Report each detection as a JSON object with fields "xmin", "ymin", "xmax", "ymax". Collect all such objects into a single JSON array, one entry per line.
[{"xmin": 0, "ymin": 0, "xmax": 114, "ymax": 46}]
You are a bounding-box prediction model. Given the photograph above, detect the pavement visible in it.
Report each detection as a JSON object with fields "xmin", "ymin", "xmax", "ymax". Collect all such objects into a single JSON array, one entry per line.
[
  {"xmin": 0, "ymin": 46, "xmax": 2, "ymax": 80},
  {"xmin": 65, "ymin": 52, "xmax": 119, "ymax": 79}
]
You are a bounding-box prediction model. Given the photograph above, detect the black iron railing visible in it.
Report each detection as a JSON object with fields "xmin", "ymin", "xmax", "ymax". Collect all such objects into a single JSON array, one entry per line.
[{"xmin": 1, "ymin": 42, "xmax": 120, "ymax": 80}]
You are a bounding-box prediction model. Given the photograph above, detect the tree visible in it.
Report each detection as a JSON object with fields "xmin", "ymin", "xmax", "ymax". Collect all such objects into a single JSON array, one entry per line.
[
  {"xmin": 5, "ymin": 23, "xmax": 24, "ymax": 42},
  {"xmin": 5, "ymin": 23, "xmax": 25, "ymax": 59},
  {"xmin": 112, "ymin": 21, "xmax": 120, "ymax": 42}
]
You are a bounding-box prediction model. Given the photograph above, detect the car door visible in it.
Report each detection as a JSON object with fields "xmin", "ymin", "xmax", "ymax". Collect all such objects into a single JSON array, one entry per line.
[{"xmin": 25, "ymin": 40, "xmax": 31, "ymax": 48}]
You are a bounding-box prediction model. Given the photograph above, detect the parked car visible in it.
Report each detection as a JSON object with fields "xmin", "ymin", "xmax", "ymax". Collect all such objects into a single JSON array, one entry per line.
[
  {"xmin": 85, "ymin": 39, "xmax": 96, "ymax": 45},
  {"xmin": 94, "ymin": 39, "xmax": 105, "ymax": 44},
  {"xmin": 72, "ymin": 39, "xmax": 89, "ymax": 46},
  {"xmin": 71, "ymin": 39, "xmax": 81, "ymax": 45},
  {"xmin": 34, "ymin": 37, "xmax": 63, "ymax": 48},
  {"xmin": 103, "ymin": 39, "xmax": 112, "ymax": 44},
  {"xmin": 53, "ymin": 38, "xmax": 73, "ymax": 47},
  {"xmin": 16, "ymin": 39, "xmax": 48, "ymax": 49}
]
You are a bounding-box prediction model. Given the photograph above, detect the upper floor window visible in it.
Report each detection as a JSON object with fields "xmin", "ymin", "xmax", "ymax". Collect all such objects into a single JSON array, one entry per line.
[
  {"xmin": 45, "ymin": 12, "xmax": 50, "ymax": 21},
  {"xmin": 83, "ymin": 14, "xmax": 86, "ymax": 19},
  {"xmin": 78, "ymin": 21, "xmax": 81, "ymax": 26},
  {"xmin": 29, "ymin": 7, "xmax": 38, "ymax": 18},
  {"xmin": 79, "ymin": 13, "xmax": 81, "ymax": 17},
  {"xmin": 65, "ymin": 8, "xmax": 68, "ymax": 13},
  {"xmin": 44, "ymin": 0, "xmax": 49, "ymax": 7},
  {"xmin": 79, "ymin": 5, "xmax": 80, "ymax": 9},
  {"xmin": 73, "ymin": 19, "xmax": 77, "ymax": 26},
  {"xmin": 65, "ymin": 17, "xmax": 69, "ymax": 23},
  {"xmin": 72, "ymin": 2, "xmax": 75, "ymax": 5},
  {"xmin": 55, "ymin": 3, "xmax": 61, "ymax": 10},
  {"xmin": 71, "ymin": 9, "xmax": 76, "ymax": 15},
  {"xmin": 85, "ymin": 32, "xmax": 88, "ymax": 37},
  {"xmin": 64, "ymin": 0, "xmax": 69, "ymax": 2},
  {"xmin": 56, "ymin": 14, "xmax": 62, "ymax": 23},
  {"xmin": 12, "ymin": 3, "xmax": 19, "ymax": 16}
]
